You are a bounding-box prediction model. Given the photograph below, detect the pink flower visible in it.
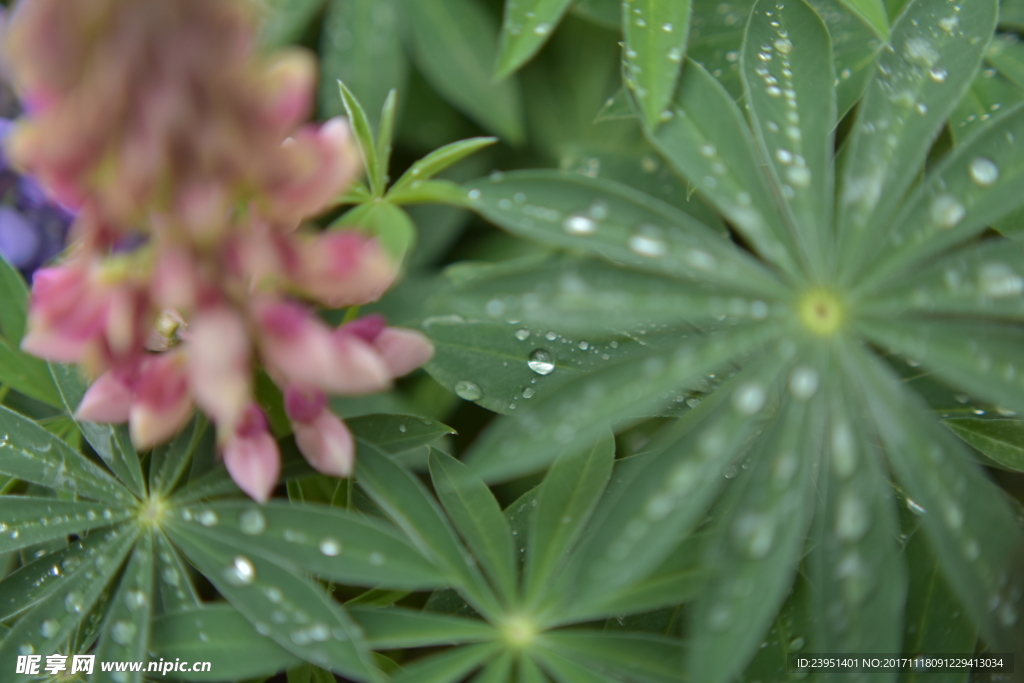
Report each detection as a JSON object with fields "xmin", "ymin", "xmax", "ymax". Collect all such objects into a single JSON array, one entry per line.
[
  {"xmin": 285, "ymin": 384, "xmax": 354, "ymax": 477},
  {"xmin": 75, "ymin": 370, "xmax": 133, "ymax": 424},
  {"xmin": 129, "ymin": 351, "xmax": 193, "ymax": 450},
  {"xmin": 187, "ymin": 307, "xmax": 252, "ymax": 432},
  {"xmin": 21, "ymin": 264, "xmax": 109, "ymax": 363},
  {"xmin": 293, "ymin": 231, "xmax": 398, "ymax": 308},
  {"xmin": 222, "ymin": 404, "xmax": 280, "ymax": 503}
]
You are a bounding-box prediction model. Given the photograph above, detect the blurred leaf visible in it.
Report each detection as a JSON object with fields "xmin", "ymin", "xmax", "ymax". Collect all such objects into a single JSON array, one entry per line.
[
  {"xmin": 540, "ymin": 630, "xmax": 683, "ymax": 683},
  {"xmin": 470, "ymin": 651, "xmax": 516, "ymax": 683},
  {"xmin": 839, "ymin": 0, "xmax": 890, "ymax": 39},
  {"xmin": 149, "ymin": 414, "xmax": 209, "ymax": 497},
  {"xmin": 319, "ymin": 0, "xmax": 407, "ymax": 124},
  {"xmin": 348, "ymin": 413, "xmax": 454, "ymax": 455},
  {"xmin": 92, "ymin": 532, "xmax": 154, "ymax": 683},
  {"xmin": 257, "ymin": 0, "xmax": 324, "ymax": 48},
  {"xmin": 386, "ymin": 179, "xmax": 473, "ymax": 207},
  {"xmin": 0, "ymin": 404, "xmax": 132, "ymax": 504},
  {"xmin": 0, "ymin": 497, "xmax": 133, "ymax": 555},
  {"xmin": 338, "ymin": 80, "xmax": 382, "ymax": 197},
  {"xmin": 408, "ymin": 0, "xmax": 526, "ymax": 143},
  {"xmin": 944, "ymin": 417, "xmax": 1024, "ymax": 471},
  {"xmin": 391, "ymin": 138, "xmax": 498, "ymax": 193},
  {"xmin": 495, "ymin": 0, "xmax": 574, "ymax": 79},
  {"xmin": 429, "ymin": 450, "xmax": 517, "ymax": 604},
  {"xmin": 949, "ymin": 67, "xmax": 1024, "ymax": 144},
  {"xmin": 154, "ymin": 530, "xmax": 202, "ymax": 614},
  {"xmin": 0, "ymin": 339, "xmax": 63, "ymax": 408},
  {"xmin": 151, "ymin": 604, "xmax": 303, "ymax": 681},
  {"xmin": 623, "ymin": 0, "xmax": 692, "ymax": 130},
  {"xmin": 735, "ymin": 575, "xmax": 814, "ymax": 683},
  {"xmin": 349, "ymin": 606, "xmax": 496, "ymax": 648},
  {"xmin": 376, "ymin": 90, "xmax": 399, "ymax": 193},
  {"xmin": 390, "ymin": 641, "xmax": 505, "ymax": 683},
  {"xmin": 0, "ymin": 253, "xmax": 28, "ymax": 344}
]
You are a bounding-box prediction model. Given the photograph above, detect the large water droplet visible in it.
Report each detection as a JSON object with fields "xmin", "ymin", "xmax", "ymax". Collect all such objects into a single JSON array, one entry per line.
[
  {"xmin": 930, "ymin": 195, "xmax": 965, "ymax": 229},
  {"xmin": 928, "ymin": 67, "xmax": 948, "ymax": 83},
  {"xmin": 528, "ymin": 349, "xmax": 555, "ymax": 375},
  {"xmin": 454, "ymin": 381, "xmax": 483, "ymax": 401},
  {"xmin": 239, "ymin": 509, "xmax": 266, "ymax": 536},
  {"xmin": 978, "ymin": 262, "xmax": 1024, "ymax": 298},
  {"xmin": 319, "ymin": 538, "xmax": 342, "ymax": 557},
  {"xmin": 733, "ymin": 512, "xmax": 776, "ymax": 558},
  {"xmin": 64, "ymin": 591, "xmax": 85, "ymax": 614},
  {"xmin": 904, "ymin": 37, "xmax": 939, "ymax": 68},
  {"xmin": 788, "ymin": 367, "xmax": 819, "ymax": 400},
  {"xmin": 112, "ymin": 620, "xmax": 137, "ymax": 645},
  {"xmin": 223, "ymin": 556, "xmax": 256, "ymax": 586},
  {"xmin": 628, "ymin": 224, "xmax": 668, "ymax": 258},
  {"xmin": 522, "ymin": 387, "xmax": 536, "ymax": 399},
  {"xmin": 836, "ymin": 493, "xmax": 871, "ymax": 542},
  {"xmin": 40, "ymin": 618, "xmax": 60, "ymax": 638},
  {"xmin": 197, "ymin": 510, "xmax": 218, "ymax": 527},
  {"xmin": 515, "ymin": 329, "xmax": 531, "ymax": 341},
  {"xmin": 125, "ymin": 590, "xmax": 147, "ymax": 612},
  {"xmin": 732, "ymin": 382, "xmax": 766, "ymax": 415},
  {"xmin": 563, "ymin": 214, "xmax": 596, "ymax": 235},
  {"xmin": 969, "ymin": 157, "xmax": 999, "ymax": 186}
]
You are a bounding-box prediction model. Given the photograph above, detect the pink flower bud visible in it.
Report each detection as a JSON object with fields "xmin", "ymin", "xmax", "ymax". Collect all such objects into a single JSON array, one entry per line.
[
  {"xmin": 187, "ymin": 307, "xmax": 253, "ymax": 431},
  {"xmin": 75, "ymin": 370, "xmax": 133, "ymax": 424},
  {"xmin": 264, "ymin": 118, "xmax": 361, "ymax": 225},
  {"xmin": 339, "ymin": 314, "xmax": 387, "ymax": 343},
  {"xmin": 294, "ymin": 231, "xmax": 398, "ymax": 308},
  {"xmin": 284, "ymin": 384, "xmax": 327, "ymax": 423},
  {"xmin": 292, "ymin": 409, "xmax": 354, "ymax": 478},
  {"xmin": 222, "ymin": 404, "xmax": 280, "ymax": 503},
  {"xmin": 151, "ymin": 247, "xmax": 198, "ymax": 313},
  {"xmin": 372, "ymin": 327, "xmax": 435, "ymax": 378},
  {"xmin": 256, "ymin": 299, "xmax": 391, "ymax": 394},
  {"xmin": 260, "ymin": 49, "xmax": 315, "ymax": 137},
  {"xmin": 129, "ymin": 351, "xmax": 193, "ymax": 450},
  {"xmin": 21, "ymin": 264, "xmax": 108, "ymax": 363}
]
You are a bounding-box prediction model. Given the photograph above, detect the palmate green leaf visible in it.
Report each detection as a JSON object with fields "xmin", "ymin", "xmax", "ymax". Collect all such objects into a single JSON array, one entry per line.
[
  {"xmin": 986, "ymin": 33, "xmax": 1024, "ymax": 90},
  {"xmin": 355, "ymin": 443, "xmax": 501, "ymax": 619},
  {"xmin": 837, "ymin": 0, "xmax": 998, "ymax": 277},
  {"xmin": 319, "ymin": 0, "xmax": 407, "ymax": 125},
  {"xmin": 50, "ymin": 362, "xmax": 145, "ymax": 499},
  {"xmin": 0, "ymin": 497, "xmax": 133, "ymax": 555},
  {"xmin": 853, "ymin": 103, "xmax": 1024, "ymax": 286},
  {"xmin": 464, "ymin": 171, "xmax": 788, "ymax": 297},
  {"xmin": 0, "ymin": 254, "xmax": 28, "ymax": 344},
  {"xmin": 735, "ymin": 574, "xmax": 813, "ymax": 683},
  {"xmin": 532, "ymin": 646, "xmax": 620, "ymax": 683},
  {"xmin": 153, "ymin": 530, "xmax": 201, "ymax": 614},
  {"xmin": 347, "ymin": 413, "xmax": 454, "ymax": 455},
  {"xmin": 149, "ymin": 414, "xmax": 209, "ymax": 497},
  {"xmin": 429, "ymin": 450, "xmax": 517, "ymax": 605},
  {"xmin": 391, "ymin": 641, "xmax": 504, "ymax": 683},
  {"xmin": 408, "ymin": 0, "xmax": 525, "ymax": 144},
  {"xmin": 859, "ymin": 319, "xmax": 1024, "ymax": 415},
  {"xmin": 470, "ymin": 651, "xmax": 516, "ymax": 683},
  {"xmin": 0, "ymin": 404, "xmax": 132, "ymax": 504},
  {"xmin": 571, "ymin": 0, "xmax": 619, "ymax": 29},
  {"xmin": 348, "ymin": 606, "xmax": 496, "ymax": 649},
  {"xmin": 809, "ymin": 0, "xmax": 885, "ymax": 119},
  {"xmin": 338, "ymin": 80, "xmax": 382, "ymax": 197},
  {"xmin": 743, "ymin": 0, "xmax": 835, "ymax": 272},
  {"xmin": 847, "ymin": 343, "xmax": 1024, "ymax": 650},
  {"xmin": 495, "ymin": 0, "xmax": 574, "ymax": 80},
  {"xmin": 390, "ymin": 137, "xmax": 498, "ymax": 194},
  {"xmin": 687, "ymin": 389, "xmax": 822, "ymax": 683},
  {"xmin": 539, "ymin": 630, "xmax": 682, "ymax": 683},
  {"xmin": 150, "ymin": 604, "xmax": 303, "ymax": 681},
  {"xmin": 0, "ymin": 523, "xmax": 136, "ymax": 682},
  {"xmin": 518, "ymin": 655, "xmax": 550, "ymax": 683},
  {"xmin": 622, "ymin": 0, "xmax": 692, "ymax": 130},
  {"xmin": 806, "ymin": 375, "xmax": 905, "ymax": 681},
  {"xmin": 949, "ymin": 65, "xmax": 1023, "ymax": 144},
  {"xmin": 176, "ymin": 500, "xmax": 447, "ymax": 590},
  {"xmin": 647, "ymin": 59, "xmax": 802, "ymax": 278},
  {"xmin": 256, "ymin": 0, "xmax": 323, "ymax": 48},
  {"xmin": 165, "ymin": 525, "xmax": 380, "ymax": 682},
  {"xmin": 466, "ymin": 323, "xmax": 783, "ymax": 483},
  {"xmin": 0, "ymin": 529, "xmax": 113, "ymax": 621},
  {"xmin": 432, "ymin": 255, "xmax": 782, "ymax": 336},
  {"xmin": 92, "ymin": 532, "xmax": 153, "ymax": 683},
  {"xmin": 944, "ymin": 417, "xmax": 1024, "ymax": 471},
  {"xmin": 523, "ymin": 430, "xmax": 614, "ymax": 611},
  {"xmin": 838, "ymin": 0, "xmax": 890, "ymax": 39},
  {"xmin": 0, "ymin": 339, "xmax": 63, "ymax": 408},
  {"xmin": 899, "ymin": 523, "xmax": 977, "ymax": 683}
]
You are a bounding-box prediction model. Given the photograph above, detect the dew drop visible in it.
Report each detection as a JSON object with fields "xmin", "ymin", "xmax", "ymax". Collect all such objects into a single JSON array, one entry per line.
[
  {"xmin": 968, "ymin": 157, "xmax": 999, "ymax": 186},
  {"xmin": 197, "ymin": 510, "xmax": 218, "ymax": 527},
  {"xmin": 467, "ymin": 189, "xmax": 481, "ymax": 201},
  {"xmin": 786, "ymin": 166, "xmax": 811, "ymax": 189},
  {"xmin": 533, "ymin": 22, "xmax": 551, "ymax": 35},
  {"xmin": 904, "ymin": 37, "xmax": 939, "ymax": 68},
  {"xmin": 515, "ymin": 329, "xmax": 531, "ymax": 341},
  {"xmin": 667, "ymin": 47, "xmax": 683, "ymax": 63},
  {"xmin": 369, "ymin": 552, "xmax": 386, "ymax": 566},
  {"xmin": 905, "ymin": 498, "xmax": 927, "ymax": 516},
  {"xmin": 528, "ymin": 349, "xmax": 555, "ymax": 376},
  {"xmin": 239, "ymin": 509, "xmax": 266, "ymax": 536},
  {"xmin": 522, "ymin": 387, "xmax": 536, "ymax": 399},
  {"xmin": 789, "ymin": 367, "xmax": 819, "ymax": 400},
  {"xmin": 319, "ymin": 538, "xmax": 342, "ymax": 557},
  {"xmin": 662, "ymin": 22, "xmax": 674, "ymax": 32},
  {"xmin": 628, "ymin": 224, "xmax": 668, "ymax": 258},
  {"xmin": 563, "ymin": 214, "xmax": 596, "ymax": 235},
  {"xmin": 112, "ymin": 620, "xmax": 136, "ymax": 645},
  {"xmin": 454, "ymin": 380, "xmax": 483, "ymax": 401},
  {"xmin": 125, "ymin": 590, "xmax": 147, "ymax": 612},
  {"xmin": 40, "ymin": 618, "xmax": 60, "ymax": 638},
  {"xmin": 836, "ymin": 493, "xmax": 871, "ymax": 542},
  {"xmin": 774, "ymin": 38, "xmax": 793, "ymax": 55},
  {"xmin": 930, "ymin": 195, "xmax": 965, "ymax": 229},
  {"xmin": 928, "ymin": 67, "xmax": 948, "ymax": 83},
  {"xmin": 732, "ymin": 382, "xmax": 766, "ymax": 415},
  {"xmin": 223, "ymin": 556, "xmax": 256, "ymax": 586},
  {"xmin": 979, "ymin": 263, "xmax": 1024, "ymax": 298},
  {"xmin": 789, "ymin": 636, "xmax": 806, "ymax": 651},
  {"xmin": 733, "ymin": 512, "xmax": 776, "ymax": 558},
  {"xmin": 64, "ymin": 591, "xmax": 85, "ymax": 614}
]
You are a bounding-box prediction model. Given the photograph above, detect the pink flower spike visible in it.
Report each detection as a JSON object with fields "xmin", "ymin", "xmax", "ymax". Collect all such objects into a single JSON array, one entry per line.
[
  {"xmin": 222, "ymin": 405, "xmax": 280, "ymax": 503},
  {"xmin": 129, "ymin": 352, "xmax": 193, "ymax": 450},
  {"xmin": 21, "ymin": 264, "xmax": 108, "ymax": 363},
  {"xmin": 75, "ymin": 370, "xmax": 132, "ymax": 423},
  {"xmin": 284, "ymin": 384, "xmax": 327, "ymax": 424},
  {"xmin": 188, "ymin": 307, "xmax": 253, "ymax": 432},
  {"xmin": 296, "ymin": 233, "xmax": 398, "ymax": 308},
  {"xmin": 373, "ymin": 327, "xmax": 435, "ymax": 378},
  {"xmin": 293, "ymin": 410, "xmax": 354, "ymax": 478}
]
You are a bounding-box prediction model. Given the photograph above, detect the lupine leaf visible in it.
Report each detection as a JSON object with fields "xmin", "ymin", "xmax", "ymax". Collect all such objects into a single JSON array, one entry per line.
[
  {"xmin": 0, "ymin": 404, "xmax": 132, "ymax": 504},
  {"xmin": 390, "ymin": 138, "xmax": 498, "ymax": 193},
  {"xmin": 686, "ymin": 393, "xmax": 821, "ymax": 683},
  {"xmin": 0, "ymin": 523, "xmax": 137, "ymax": 682},
  {"xmin": 0, "ymin": 497, "xmax": 133, "ymax": 555},
  {"xmin": 0, "ymin": 253, "xmax": 28, "ymax": 344},
  {"xmin": 540, "ymin": 630, "xmax": 683, "ymax": 683},
  {"xmin": 348, "ymin": 606, "xmax": 496, "ymax": 649},
  {"xmin": 517, "ymin": 655, "xmax": 550, "ymax": 683},
  {"xmin": 319, "ymin": 0, "xmax": 407, "ymax": 124},
  {"xmin": 949, "ymin": 66, "xmax": 1024, "ymax": 144},
  {"xmin": 743, "ymin": 0, "xmax": 835, "ymax": 272},
  {"xmin": 495, "ymin": 0, "xmax": 574, "ymax": 79},
  {"xmin": 523, "ymin": 430, "xmax": 614, "ymax": 610},
  {"xmin": 408, "ymin": 0, "xmax": 525, "ymax": 144},
  {"xmin": 49, "ymin": 362, "xmax": 145, "ymax": 499},
  {"xmin": 944, "ymin": 418, "xmax": 1024, "ymax": 471},
  {"xmin": 647, "ymin": 59, "xmax": 802, "ymax": 277},
  {"xmin": 347, "ymin": 413, "xmax": 455, "ymax": 455},
  {"xmin": 375, "ymin": 90, "xmax": 398, "ymax": 194},
  {"xmin": 837, "ymin": 0, "xmax": 998, "ymax": 276},
  {"xmin": 464, "ymin": 171, "xmax": 789, "ymax": 296},
  {"xmin": 176, "ymin": 500, "xmax": 448, "ymax": 590},
  {"xmin": 165, "ymin": 525, "xmax": 379, "ymax": 682},
  {"xmin": 532, "ymin": 647, "xmax": 620, "ymax": 683},
  {"xmin": 462, "ymin": 323, "xmax": 784, "ymax": 483},
  {"xmin": 0, "ymin": 339, "xmax": 62, "ymax": 408},
  {"xmin": 839, "ymin": 0, "xmax": 890, "ymax": 40},
  {"xmin": 149, "ymin": 414, "xmax": 209, "ymax": 497},
  {"xmin": 390, "ymin": 641, "xmax": 505, "ymax": 683},
  {"xmin": 623, "ymin": 0, "xmax": 692, "ymax": 130},
  {"xmin": 429, "ymin": 450, "xmax": 517, "ymax": 605},
  {"xmin": 985, "ymin": 33, "xmax": 1024, "ymax": 90},
  {"xmin": 150, "ymin": 604, "xmax": 303, "ymax": 681},
  {"xmin": 469, "ymin": 651, "xmax": 516, "ymax": 683},
  {"xmin": 735, "ymin": 575, "xmax": 814, "ymax": 683},
  {"xmin": 355, "ymin": 443, "xmax": 501, "ymax": 619},
  {"xmin": 153, "ymin": 530, "xmax": 201, "ymax": 614},
  {"xmin": 385, "ymin": 179, "xmax": 473, "ymax": 207},
  {"xmin": 338, "ymin": 80, "xmax": 381, "ymax": 197},
  {"xmin": 571, "ymin": 0, "xmax": 619, "ymax": 29},
  {"xmin": 92, "ymin": 532, "xmax": 154, "ymax": 683},
  {"xmin": 808, "ymin": 0, "xmax": 884, "ymax": 119},
  {"xmin": 848, "ymin": 342, "xmax": 1024, "ymax": 650}
]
